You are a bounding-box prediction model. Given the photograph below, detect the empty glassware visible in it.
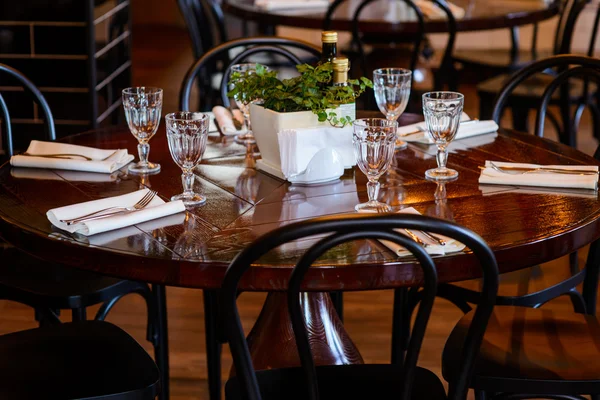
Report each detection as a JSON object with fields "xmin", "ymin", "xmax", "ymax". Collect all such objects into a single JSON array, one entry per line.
[
  {"xmin": 373, "ymin": 68, "xmax": 412, "ymax": 150},
  {"xmin": 122, "ymin": 87, "xmax": 163, "ymax": 174},
  {"xmin": 165, "ymin": 112, "xmax": 209, "ymax": 207}
]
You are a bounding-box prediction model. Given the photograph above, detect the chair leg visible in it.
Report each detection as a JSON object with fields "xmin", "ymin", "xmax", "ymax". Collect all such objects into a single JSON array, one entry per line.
[
  {"xmin": 478, "ymin": 93, "xmax": 494, "ymax": 121},
  {"xmin": 204, "ymin": 289, "xmax": 222, "ymax": 400},
  {"xmin": 71, "ymin": 307, "xmax": 87, "ymax": 322},
  {"xmin": 475, "ymin": 390, "xmax": 488, "ymax": 400},
  {"xmin": 329, "ymin": 292, "xmax": 343, "ymax": 322},
  {"xmin": 511, "ymin": 105, "xmax": 529, "ymax": 133},
  {"xmin": 153, "ymin": 284, "xmax": 170, "ymax": 400},
  {"xmin": 583, "ymin": 239, "xmax": 600, "ymax": 315},
  {"xmin": 391, "ymin": 287, "xmax": 410, "ymax": 365}
]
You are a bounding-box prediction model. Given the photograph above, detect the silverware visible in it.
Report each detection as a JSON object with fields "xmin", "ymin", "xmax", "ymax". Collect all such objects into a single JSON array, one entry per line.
[
  {"xmin": 227, "ymin": 106, "xmax": 244, "ymax": 131},
  {"xmin": 488, "ymin": 161, "xmax": 598, "ymax": 176},
  {"xmin": 374, "ymin": 205, "xmax": 443, "ymax": 246},
  {"xmin": 403, "ymin": 229, "xmax": 428, "ymax": 247},
  {"xmin": 420, "ymin": 231, "xmax": 446, "ymax": 246},
  {"xmin": 399, "ymin": 118, "xmax": 479, "ymax": 137},
  {"xmin": 61, "ymin": 190, "xmax": 157, "ymax": 225},
  {"xmin": 21, "ymin": 153, "xmax": 94, "ymax": 161}
]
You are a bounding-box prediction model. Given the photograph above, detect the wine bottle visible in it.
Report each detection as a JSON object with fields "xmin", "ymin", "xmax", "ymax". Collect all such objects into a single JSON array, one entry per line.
[
  {"xmin": 320, "ymin": 31, "xmax": 338, "ymax": 64},
  {"xmin": 332, "ymin": 57, "xmax": 349, "ymax": 88}
]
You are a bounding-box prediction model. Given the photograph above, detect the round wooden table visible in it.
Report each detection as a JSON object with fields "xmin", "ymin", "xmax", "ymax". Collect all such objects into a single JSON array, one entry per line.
[
  {"xmin": 223, "ymin": 0, "xmax": 560, "ymax": 34},
  {"xmin": 1, "ymin": 112, "xmax": 600, "ymax": 369}
]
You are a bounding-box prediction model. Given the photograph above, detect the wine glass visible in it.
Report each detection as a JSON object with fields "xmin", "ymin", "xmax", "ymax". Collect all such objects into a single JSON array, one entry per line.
[
  {"xmin": 353, "ymin": 118, "xmax": 398, "ymax": 212},
  {"xmin": 165, "ymin": 112, "xmax": 209, "ymax": 207},
  {"xmin": 373, "ymin": 68, "xmax": 412, "ymax": 150},
  {"xmin": 230, "ymin": 63, "xmax": 263, "ymax": 145},
  {"xmin": 422, "ymin": 91, "xmax": 464, "ymax": 181},
  {"xmin": 122, "ymin": 87, "xmax": 163, "ymax": 174}
]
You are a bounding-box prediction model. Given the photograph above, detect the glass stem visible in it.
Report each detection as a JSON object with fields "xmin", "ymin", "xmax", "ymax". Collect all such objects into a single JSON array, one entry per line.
[
  {"xmin": 436, "ymin": 145, "xmax": 448, "ymax": 170},
  {"xmin": 244, "ymin": 112, "xmax": 252, "ymax": 133},
  {"xmin": 138, "ymin": 142, "xmax": 150, "ymax": 167},
  {"xmin": 367, "ymin": 179, "xmax": 380, "ymax": 203},
  {"xmin": 182, "ymin": 169, "xmax": 195, "ymax": 195}
]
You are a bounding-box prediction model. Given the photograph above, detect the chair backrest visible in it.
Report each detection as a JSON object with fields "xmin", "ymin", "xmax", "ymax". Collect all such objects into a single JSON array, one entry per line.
[
  {"xmin": 177, "ymin": 0, "xmax": 228, "ymax": 60},
  {"xmin": 552, "ymin": 0, "xmax": 589, "ymax": 55},
  {"xmin": 179, "ymin": 37, "xmax": 321, "ymax": 111},
  {"xmin": 0, "ymin": 64, "xmax": 55, "ymax": 157},
  {"xmin": 491, "ymin": 54, "xmax": 600, "ymax": 143},
  {"xmin": 220, "ymin": 214, "xmax": 499, "ymax": 400}
]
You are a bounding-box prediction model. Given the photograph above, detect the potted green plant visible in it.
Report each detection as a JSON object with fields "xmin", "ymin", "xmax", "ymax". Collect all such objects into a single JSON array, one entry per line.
[{"xmin": 228, "ymin": 62, "xmax": 372, "ymax": 178}]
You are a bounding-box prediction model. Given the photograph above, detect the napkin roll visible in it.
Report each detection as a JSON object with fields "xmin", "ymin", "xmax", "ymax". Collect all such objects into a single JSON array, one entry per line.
[
  {"xmin": 277, "ymin": 125, "xmax": 355, "ymax": 178},
  {"xmin": 212, "ymin": 106, "xmax": 246, "ymax": 136},
  {"xmin": 479, "ymin": 161, "xmax": 599, "ymax": 191},
  {"xmin": 414, "ymin": 0, "xmax": 465, "ymax": 19}
]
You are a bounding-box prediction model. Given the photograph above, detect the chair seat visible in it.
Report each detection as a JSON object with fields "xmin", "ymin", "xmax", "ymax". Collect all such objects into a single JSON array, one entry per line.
[
  {"xmin": 0, "ymin": 245, "xmax": 144, "ymax": 309},
  {"xmin": 225, "ymin": 364, "xmax": 447, "ymax": 400},
  {"xmin": 477, "ymin": 72, "xmax": 595, "ymax": 101},
  {"xmin": 0, "ymin": 320, "xmax": 159, "ymax": 399},
  {"xmin": 453, "ymin": 49, "xmax": 552, "ymax": 70},
  {"xmin": 443, "ymin": 306, "xmax": 600, "ymax": 382}
]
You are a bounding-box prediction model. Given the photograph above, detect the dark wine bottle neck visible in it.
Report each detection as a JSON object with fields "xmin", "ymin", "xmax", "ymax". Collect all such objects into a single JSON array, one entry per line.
[{"xmin": 321, "ymin": 42, "xmax": 337, "ymax": 63}]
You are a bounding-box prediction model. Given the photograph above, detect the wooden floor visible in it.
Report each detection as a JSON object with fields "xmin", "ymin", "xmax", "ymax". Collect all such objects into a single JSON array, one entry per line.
[{"xmin": 0, "ymin": 25, "xmax": 599, "ymax": 400}]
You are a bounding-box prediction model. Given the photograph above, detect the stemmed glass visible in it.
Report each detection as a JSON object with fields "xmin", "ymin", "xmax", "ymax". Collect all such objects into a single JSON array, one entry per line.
[
  {"xmin": 353, "ymin": 118, "xmax": 398, "ymax": 212},
  {"xmin": 165, "ymin": 112, "xmax": 209, "ymax": 207},
  {"xmin": 422, "ymin": 91, "xmax": 464, "ymax": 181},
  {"xmin": 373, "ymin": 68, "xmax": 412, "ymax": 150},
  {"xmin": 122, "ymin": 87, "xmax": 163, "ymax": 174},
  {"xmin": 230, "ymin": 63, "xmax": 263, "ymax": 145}
]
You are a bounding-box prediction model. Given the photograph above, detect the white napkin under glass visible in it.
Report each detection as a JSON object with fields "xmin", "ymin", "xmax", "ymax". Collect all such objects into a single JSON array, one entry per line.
[
  {"xmin": 398, "ymin": 114, "xmax": 498, "ymax": 144},
  {"xmin": 212, "ymin": 106, "xmax": 247, "ymax": 136},
  {"xmin": 255, "ymin": 0, "xmax": 329, "ymax": 10},
  {"xmin": 47, "ymin": 188, "xmax": 186, "ymax": 236},
  {"xmin": 359, "ymin": 207, "xmax": 466, "ymax": 257},
  {"xmin": 479, "ymin": 161, "xmax": 599, "ymax": 190},
  {"xmin": 278, "ymin": 125, "xmax": 355, "ymax": 178},
  {"xmin": 10, "ymin": 141, "xmax": 134, "ymax": 173}
]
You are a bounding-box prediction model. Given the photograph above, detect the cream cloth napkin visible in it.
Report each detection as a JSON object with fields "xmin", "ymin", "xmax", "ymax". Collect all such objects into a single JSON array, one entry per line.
[
  {"xmin": 212, "ymin": 106, "xmax": 246, "ymax": 136},
  {"xmin": 203, "ymin": 111, "xmax": 219, "ymax": 133},
  {"xmin": 278, "ymin": 125, "xmax": 354, "ymax": 178},
  {"xmin": 415, "ymin": 0, "xmax": 465, "ymax": 19},
  {"xmin": 359, "ymin": 207, "xmax": 466, "ymax": 257},
  {"xmin": 398, "ymin": 118, "xmax": 498, "ymax": 144},
  {"xmin": 255, "ymin": 0, "xmax": 329, "ymax": 10},
  {"xmin": 10, "ymin": 141, "xmax": 134, "ymax": 173},
  {"xmin": 479, "ymin": 161, "xmax": 599, "ymax": 190},
  {"xmin": 11, "ymin": 167, "xmax": 119, "ymax": 183},
  {"xmin": 47, "ymin": 188, "xmax": 186, "ymax": 236}
]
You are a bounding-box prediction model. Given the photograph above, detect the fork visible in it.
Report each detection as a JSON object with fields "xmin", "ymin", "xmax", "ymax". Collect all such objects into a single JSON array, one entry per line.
[
  {"xmin": 21, "ymin": 153, "xmax": 94, "ymax": 161},
  {"xmin": 374, "ymin": 205, "xmax": 433, "ymax": 247},
  {"xmin": 488, "ymin": 161, "xmax": 598, "ymax": 176},
  {"xmin": 61, "ymin": 190, "xmax": 157, "ymax": 225}
]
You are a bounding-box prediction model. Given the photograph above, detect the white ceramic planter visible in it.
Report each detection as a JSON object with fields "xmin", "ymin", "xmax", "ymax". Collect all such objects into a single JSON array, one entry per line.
[{"xmin": 249, "ymin": 103, "xmax": 355, "ymax": 179}]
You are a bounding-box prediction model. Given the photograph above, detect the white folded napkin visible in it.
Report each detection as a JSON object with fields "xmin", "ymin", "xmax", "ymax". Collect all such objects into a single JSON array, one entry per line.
[
  {"xmin": 415, "ymin": 0, "xmax": 465, "ymax": 19},
  {"xmin": 358, "ymin": 207, "xmax": 466, "ymax": 257},
  {"xmin": 212, "ymin": 106, "xmax": 247, "ymax": 136},
  {"xmin": 255, "ymin": 0, "xmax": 329, "ymax": 10},
  {"xmin": 278, "ymin": 125, "xmax": 355, "ymax": 178},
  {"xmin": 203, "ymin": 111, "xmax": 219, "ymax": 133},
  {"xmin": 479, "ymin": 161, "xmax": 599, "ymax": 190},
  {"xmin": 398, "ymin": 117, "xmax": 498, "ymax": 144},
  {"xmin": 11, "ymin": 167, "xmax": 120, "ymax": 183},
  {"xmin": 47, "ymin": 188, "xmax": 187, "ymax": 236},
  {"xmin": 10, "ymin": 141, "xmax": 134, "ymax": 173}
]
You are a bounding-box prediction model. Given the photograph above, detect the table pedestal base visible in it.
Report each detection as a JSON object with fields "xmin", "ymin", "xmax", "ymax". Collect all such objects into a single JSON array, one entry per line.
[{"xmin": 245, "ymin": 292, "xmax": 364, "ymax": 370}]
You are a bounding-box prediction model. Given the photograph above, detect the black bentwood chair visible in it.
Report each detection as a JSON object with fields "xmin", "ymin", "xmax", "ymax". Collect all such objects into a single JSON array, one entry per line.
[
  {"xmin": 0, "ymin": 320, "xmax": 160, "ymax": 399},
  {"xmin": 441, "ymin": 55, "xmax": 600, "ymax": 400},
  {"xmin": 181, "ymin": 38, "xmax": 329, "ymax": 400},
  {"xmin": 0, "ymin": 64, "xmax": 170, "ymax": 400},
  {"xmin": 477, "ymin": 0, "xmax": 597, "ymax": 143},
  {"xmin": 220, "ymin": 213, "xmax": 500, "ymax": 400}
]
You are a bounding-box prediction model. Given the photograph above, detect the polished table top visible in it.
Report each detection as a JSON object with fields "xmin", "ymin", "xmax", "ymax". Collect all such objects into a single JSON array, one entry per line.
[
  {"xmin": 1, "ymin": 112, "xmax": 600, "ymax": 291},
  {"xmin": 223, "ymin": 0, "xmax": 559, "ymax": 34}
]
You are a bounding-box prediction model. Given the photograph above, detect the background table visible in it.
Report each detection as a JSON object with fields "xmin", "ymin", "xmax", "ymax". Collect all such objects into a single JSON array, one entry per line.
[
  {"xmin": 1, "ymin": 112, "xmax": 600, "ymax": 368},
  {"xmin": 223, "ymin": 0, "xmax": 560, "ymax": 34}
]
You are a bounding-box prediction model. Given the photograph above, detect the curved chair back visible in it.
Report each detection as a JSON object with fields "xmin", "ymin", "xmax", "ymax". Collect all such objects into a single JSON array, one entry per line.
[
  {"xmin": 491, "ymin": 55, "xmax": 600, "ymax": 144},
  {"xmin": 553, "ymin": 0, "xmax": 588, "ymax": 55},
  {"xmin": 0, "ymin": 64, "xmax": 55, "ymax": 157},
  {"xmin": 179, "ymin": 37, "xmax": 321, "ymax": 111},
  {"xmin": 220, "ymin": 214, "xmax": 499, "ymax": 400}
]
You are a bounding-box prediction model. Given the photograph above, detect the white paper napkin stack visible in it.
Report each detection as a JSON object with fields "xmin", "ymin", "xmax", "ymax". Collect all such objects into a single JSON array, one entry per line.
[
  {"xmin": 47, "ymin": 189, "xmax": 186, "ymax": 236},
  {"xmin": 479, "ymin": 161, "xmax": 599, "ymax": 190},
  {"xmin": 212, "ymin": 106, "xmax": 247, "ymax": 136},
  {"xmin": 277, "ymin": 125, "xmax": 355, "ymax": 178},
  {"xmin": 10, "ymin": 141, "xmax": 134, "ymax": 173},
  {"xmin": 358, "ymin": 207, "xmax": 466, "ymax": 257}
]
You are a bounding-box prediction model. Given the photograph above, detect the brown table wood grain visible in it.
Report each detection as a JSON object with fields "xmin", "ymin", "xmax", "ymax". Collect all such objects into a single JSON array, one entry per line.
[
  {"xmin": 1, "ymin": 112, "xmax": 599, "ymax": 369},
  {"xmin": 223, "ymin": 0, "xmax": 560, "ymax": 34}
]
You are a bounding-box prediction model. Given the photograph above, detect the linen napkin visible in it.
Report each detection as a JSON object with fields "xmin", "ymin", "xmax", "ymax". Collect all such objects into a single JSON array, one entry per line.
[
  {"xmin": 255, "ymin": 0, "xmax": 329, "ymax": 10},
  {"xmin": 358, "ymin": 207, "xmax": 466, "ymax": 257},
  {"xmin": 398, "ymin": 118, "xmax": 498, "ymax": 144},
  {"xmin": 415, "ymin": 0, "xmax": 465, "ymax": 19},
  {"xmin": 479, "ymin": 161, "xmax": 599, "ymax": 190},
  {"xmin": 212, "ymin": 106, "xmax": 247, "ymax": 136},
  {"xmin": 47, "ymin": 188, "xmax": 186, "ymax": 236},
  {"xmin": 278, "ymin": 125, "xmax": 354, "ymax": 178},
  {"xmin": 203, "ymin": 111, "xmax": 219, "ymax": 133},
  {"xmin": 10, "ymin": 140, "xmax": 134, "ymax": 173},
  {"xmin": 11, "ymin": 167, "xmax": 120, "ymax": 183}
]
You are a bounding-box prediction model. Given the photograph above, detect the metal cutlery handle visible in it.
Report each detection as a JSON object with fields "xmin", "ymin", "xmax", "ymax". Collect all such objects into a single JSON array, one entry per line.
[
  {"xmin": 62, "ymin": 206, "xmax": 131, "ymax": 225},
  {"xmin": 66, "ymin": 209, "xmax": 130, "ymax": 225}
]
